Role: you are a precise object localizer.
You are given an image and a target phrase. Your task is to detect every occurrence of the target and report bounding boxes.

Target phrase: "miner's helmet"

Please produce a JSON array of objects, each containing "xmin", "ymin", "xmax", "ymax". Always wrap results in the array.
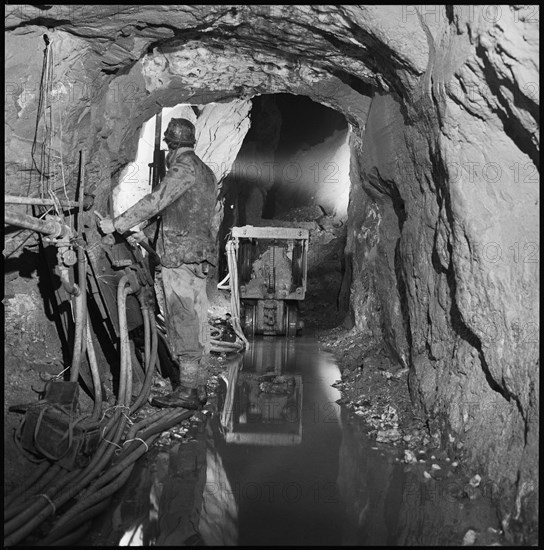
[{"xmin": 163, "ymin": 118, "xmax": 196, "ymax": 148}]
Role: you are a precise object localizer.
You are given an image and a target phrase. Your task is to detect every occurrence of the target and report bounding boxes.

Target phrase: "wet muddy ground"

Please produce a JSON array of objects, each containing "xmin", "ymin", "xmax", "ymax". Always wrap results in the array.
[{"xmin": 82, "ymin": 334, "xmax": 506, "ymax": 546}]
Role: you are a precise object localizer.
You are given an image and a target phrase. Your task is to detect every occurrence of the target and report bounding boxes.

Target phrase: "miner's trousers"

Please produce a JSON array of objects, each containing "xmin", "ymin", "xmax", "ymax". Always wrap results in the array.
[{"xmin": 158, "ymin": 263, "xmax": 209, "ymax": 387}]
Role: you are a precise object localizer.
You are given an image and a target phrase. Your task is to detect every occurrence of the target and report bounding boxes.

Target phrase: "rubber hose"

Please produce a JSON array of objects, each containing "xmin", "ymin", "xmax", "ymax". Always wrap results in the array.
[
  {"xmin": 85, "ymin": 316, "xmax": 103, "ymax": 421},
  {"xmin": 53, "ymin": 415, "xmax": 170, "ymax": 532},
  {"xmin": 120, "ymin": 409, "xmax": 192, "ymax": 460},
  {"xmin": 6, "ymin": 412, "xmax": 186, "ymax": 543},
  {"xmin": 3, "ymin": 467, "xmax": 82, "ymax": 540},
  {"xmin": 3, "ymin": 407, "xmax": 128, "ymax": 546},
  {"xmin": 5, "ymin": 278, "xmax": 143, "ymax": 546},
  {"xmin": 83, "ymin": 286, "xmax": 134, "ymax": 465},
  {"xmin": 142, "ymin": 305, "xmax": 151, "ymax": 372},
  {"xmin": 39, "ymin": 298, "xmax": 132, "ymax": 515},
  {"xmin": 37, "ymin": 498, "xmax": 110, "ymax": 546},
  {"xmin": 4, "ymin": 279, "xmax": 135, "ymax": 546},
  {"xmin": 69, "ymin": 248, "xmax": 87, "ymax": 382},
  {"xmin": 3, "ymin": 461, "xmax": 51, "ymax": 510},
  {"xmin": 130, "ymin": 309, "xmax": 159, "ymax": 413},
  {"xmin": 50, "ymin": 460, "xmax": 140, "ymax": 532},
  {"xmin": 116, "ymin": 276, "xmax": 130, "ymax": 405},
  {"xmin": 3, "ymin": 465, "xmax": 74, "ymax": 527},
  {"xmin": 118, "ymin": 282, "xmax": 133, "ymax": 408},
  {"xmin": 124, "ymin": 408, "xmax": 177, "ymax": 443},
  {"xmin": 40, "ymin": 520, "xmax": 91, "ymax": 547},
  {"xmin": 124, "ymin": 295, "xmax": 133, "ymax": 409},
  {"xmin": 90, "ymin": 277, "xmax": 132, "ymax": 452},
  {"xmin": 68, "ymin": 409, "xmax": 187, "ymax": 519},
  {"xmin": 210, "ymin": 339, "xmax": 245, "ymax": 349}
]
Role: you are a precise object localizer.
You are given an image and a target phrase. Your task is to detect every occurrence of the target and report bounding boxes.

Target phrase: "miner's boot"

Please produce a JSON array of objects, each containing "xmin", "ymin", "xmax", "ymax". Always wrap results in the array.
[
  {"xmin": 150, "ymin": 358, "xmax": 202, "ymax": 409},
  {"xmin": 150, "ymin": 385, "xmax": 201, "ymax": 410}
]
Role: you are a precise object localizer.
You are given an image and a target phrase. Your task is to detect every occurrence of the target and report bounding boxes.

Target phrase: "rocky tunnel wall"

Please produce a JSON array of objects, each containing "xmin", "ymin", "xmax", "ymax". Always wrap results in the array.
[
  {"xmin": 345, "ymin": 7, "xmax": 538, "ymax": 534},
  {"xmin": 4, "ymin": 5, "xmax": 539, "ymax": 537}
]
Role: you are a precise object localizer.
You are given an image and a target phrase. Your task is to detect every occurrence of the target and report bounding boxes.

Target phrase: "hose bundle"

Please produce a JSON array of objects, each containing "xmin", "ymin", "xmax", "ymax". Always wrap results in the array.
[{"xmin": 3, "ymin": 275, "xmax": 190, "ymax": 546}]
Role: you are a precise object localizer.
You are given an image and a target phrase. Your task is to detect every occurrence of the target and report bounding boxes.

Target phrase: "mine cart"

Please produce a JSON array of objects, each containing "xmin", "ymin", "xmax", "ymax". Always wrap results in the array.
[{"xmin": 227, "ymin": 226, "xmax": 309, "ymax": 337}]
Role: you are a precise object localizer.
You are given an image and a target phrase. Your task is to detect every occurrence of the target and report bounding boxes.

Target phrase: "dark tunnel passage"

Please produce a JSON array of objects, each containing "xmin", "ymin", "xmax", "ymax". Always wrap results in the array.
[
  {"xmin": 217, "ymin": 94, "xmax": 351, "ymax": 331},
  {"xmin": 4, "ymin": 5, "xmax": 539, "ymax": 547}
]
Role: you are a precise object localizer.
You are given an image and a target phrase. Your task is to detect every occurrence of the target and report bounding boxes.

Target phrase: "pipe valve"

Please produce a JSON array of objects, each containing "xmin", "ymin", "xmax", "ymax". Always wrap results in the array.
[{"xmin": 61, "ymin": 249, "xmax": 77, "ymax": 266}]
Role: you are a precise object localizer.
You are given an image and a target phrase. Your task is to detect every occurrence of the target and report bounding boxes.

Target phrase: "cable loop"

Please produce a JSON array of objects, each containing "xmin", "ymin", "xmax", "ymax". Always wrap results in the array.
[
  {"xmin": 38, "ymin": 493, "xmax": 56, "ymax": 514},
  {"xmin": 123, "ymin": 438, "xmax": 149, "ymax": 453}
]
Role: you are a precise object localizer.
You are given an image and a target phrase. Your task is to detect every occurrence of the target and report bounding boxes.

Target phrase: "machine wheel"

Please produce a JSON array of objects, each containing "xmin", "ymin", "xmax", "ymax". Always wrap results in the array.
[
  {"xmin": 286, "ymin": 302, "xmax": 298, "ymax": 337},
  {"xmin": 238, "ymin": 242, "xmax": 254, "ymax": 284}
]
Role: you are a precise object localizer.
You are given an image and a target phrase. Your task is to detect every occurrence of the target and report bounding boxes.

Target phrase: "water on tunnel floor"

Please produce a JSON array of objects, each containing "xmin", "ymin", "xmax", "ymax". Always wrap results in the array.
[
  {"xmin": 201, "ymin": 336, "xmax": 345, "ymax": 546},
  {"xmin": 86, "ymin": 335, "xmax": 501, "ymax": 546}
]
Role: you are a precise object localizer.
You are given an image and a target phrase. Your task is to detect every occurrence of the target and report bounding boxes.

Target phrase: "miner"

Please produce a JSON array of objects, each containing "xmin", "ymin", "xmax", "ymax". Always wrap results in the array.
[{"xmin": 98, "ymin": 118, "xmax": 217, "ymax": 410}]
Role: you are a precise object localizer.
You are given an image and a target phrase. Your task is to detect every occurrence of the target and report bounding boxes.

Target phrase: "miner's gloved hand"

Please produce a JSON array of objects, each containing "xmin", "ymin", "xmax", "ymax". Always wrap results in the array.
[
  {"xmin": 126, "ymin": 231, "xmax": 147, "ymax": 247},
  {"xmin": 95, "ymin": 212, "xmax": 116, "ymax": 235}
]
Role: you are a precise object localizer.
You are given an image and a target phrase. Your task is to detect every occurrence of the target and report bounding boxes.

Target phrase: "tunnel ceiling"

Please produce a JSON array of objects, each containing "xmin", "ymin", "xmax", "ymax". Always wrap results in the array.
[
  {"xmin": 5, "ymin": 4, "xmax": 434, "ymax": 190},
  {"xmin": 5, "ymin": 4, "xmax": 427, "ymax": 86},
  {"xmin": 6, "ymin": 4, "xmax": 538, "ymax": 192}
]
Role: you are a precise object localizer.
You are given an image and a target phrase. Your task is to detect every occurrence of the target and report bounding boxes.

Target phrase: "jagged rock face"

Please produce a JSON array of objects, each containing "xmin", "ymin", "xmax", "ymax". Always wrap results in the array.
[{"xmin": 4, "ymin": 5, "xmax": 539, "ymax": 539}]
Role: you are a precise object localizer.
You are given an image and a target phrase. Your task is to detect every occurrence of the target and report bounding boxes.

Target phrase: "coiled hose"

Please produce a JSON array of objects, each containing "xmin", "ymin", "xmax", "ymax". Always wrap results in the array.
[
  {"xmin": 3, "ymin": 275, "xmax": 137, "ymax": 546},
  {"xmin": 4, "ymin": 269, "xmax": 228, "ymax": 545},
  {"xmin": 40, "ymin": 409, "xmax": 192, "ymax": 545}
]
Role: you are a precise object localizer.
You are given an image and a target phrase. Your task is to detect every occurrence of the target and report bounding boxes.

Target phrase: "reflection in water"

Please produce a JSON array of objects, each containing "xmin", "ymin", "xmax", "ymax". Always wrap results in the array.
[
  {"xmin": 198, "ymin": 424, "xmax": 239, "ymax": 545},
  {"xmin": 220, "ymin": 338, "xmax": 303, "ymax": 445},
  {"xmin": 201, "ymin": 336, "xmax": 345, "ymax": 546}
]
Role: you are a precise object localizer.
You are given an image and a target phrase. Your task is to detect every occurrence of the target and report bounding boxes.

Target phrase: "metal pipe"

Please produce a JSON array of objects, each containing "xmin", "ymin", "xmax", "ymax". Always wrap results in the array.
[
  {"xmin": 119, "ymin": 287, "xmax": 132, "ymax": 408},
  {"xmin": 5, "ymin": 195, "xmax": 81, "ymax": 208},
  {"xmin": 5, "ymin": 209, "xmax": 67, "ymax": 237},
  {"xmin": 77, "ymin": 150, "xmax": 85, "ymax": 235},
  {"xmin": 67, "ymin": 149, "xmax": 89, "ymax": 368}
]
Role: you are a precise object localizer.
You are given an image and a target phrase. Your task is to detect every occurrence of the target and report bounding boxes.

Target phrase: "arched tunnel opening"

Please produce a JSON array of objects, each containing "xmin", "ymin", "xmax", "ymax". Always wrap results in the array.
[
  {"xmin": 4, "ymin": 5, "xmax": 539, "ymax": 547},
  {"xmin": 217, "ymin": 93, "xmax": 351, "ymax": 331}
]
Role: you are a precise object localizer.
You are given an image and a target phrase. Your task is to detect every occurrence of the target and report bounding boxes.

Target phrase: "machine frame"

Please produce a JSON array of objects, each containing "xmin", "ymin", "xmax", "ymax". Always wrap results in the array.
[{"xmin": 229, "ymin": 225, "xmax": 309, "ymax": 337}]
